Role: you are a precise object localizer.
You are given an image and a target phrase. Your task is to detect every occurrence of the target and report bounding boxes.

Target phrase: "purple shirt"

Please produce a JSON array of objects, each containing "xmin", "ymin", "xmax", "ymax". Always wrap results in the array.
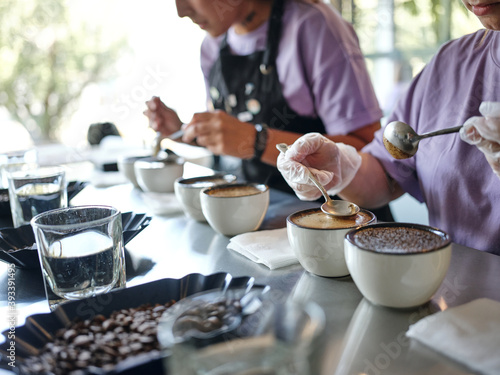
[
  {"xmin": 364, "ymin": 30, "xmax": 500, "ymax": 254},
  {"xmin": 200, "ymin": 0, "xmax": 382, "ymax": 135}
]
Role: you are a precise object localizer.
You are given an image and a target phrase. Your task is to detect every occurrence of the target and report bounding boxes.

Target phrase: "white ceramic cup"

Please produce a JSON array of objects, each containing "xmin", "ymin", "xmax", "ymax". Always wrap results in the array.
[
  {"xmin": 134, "ymin": 157, "xmax": 184, "ymax": 193},
  {"xmin": 174, "ymin": 174, "xmax": 237, "ymax": 222},
  {"xmin": 117, "ymin": 152, "xmax": 152, "ymax": 189},
  {"xmin": 200, "ymin": 183, "xmax": 269, "ymax": 237},
  {"xmin": 287, "ymin": 208, "xmax": 376, "ymax": 277},
  {"xmin": 344, "ymin": 222, "xmax": 452, "ymax": 309}
]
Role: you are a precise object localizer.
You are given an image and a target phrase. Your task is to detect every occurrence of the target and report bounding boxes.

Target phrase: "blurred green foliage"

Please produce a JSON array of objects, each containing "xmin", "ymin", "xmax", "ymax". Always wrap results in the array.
[{"xmin": 0, "ymin": 0, "xmax": 128, "ymax": 142}]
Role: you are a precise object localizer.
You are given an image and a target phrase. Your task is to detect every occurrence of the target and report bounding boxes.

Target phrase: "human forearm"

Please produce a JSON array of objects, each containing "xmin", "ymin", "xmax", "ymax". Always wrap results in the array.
[
  {"xmin": 339, "ymin": 152, "xmax": 404, "ymax": 209},
  {"xmin": 260, "ymin": 121, "xmax": 380, "ymax": 166}
]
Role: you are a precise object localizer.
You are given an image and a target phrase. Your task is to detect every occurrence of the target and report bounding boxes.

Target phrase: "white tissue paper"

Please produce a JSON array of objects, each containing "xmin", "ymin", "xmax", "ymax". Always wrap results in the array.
[
  {"xmin": 406, "ymin": 298, "xmax": 500, "ymax": 375},
  {"xmin": 227, "ymin": 228, "xmax": 299, "ymax": 270}
]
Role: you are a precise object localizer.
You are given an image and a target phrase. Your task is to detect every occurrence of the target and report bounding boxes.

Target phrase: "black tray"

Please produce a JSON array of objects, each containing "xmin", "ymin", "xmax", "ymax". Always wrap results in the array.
[
  {"xmin": 0, "ymin": 180, "xmax": 89, "ymax": 220},
  {"xmin": 0, "ymin": 272, "xmax": 268, "ymax": 374},
  {"xmin": 0, "ymin": 212, "xmax": 152, "ymax": 269}
]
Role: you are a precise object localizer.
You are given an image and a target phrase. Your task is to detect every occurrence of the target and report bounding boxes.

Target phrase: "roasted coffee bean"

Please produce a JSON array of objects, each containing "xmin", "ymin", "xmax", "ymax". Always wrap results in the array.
[{"xmin": 19, "ymin": 301, "xmax": 176, "ymax": 374}]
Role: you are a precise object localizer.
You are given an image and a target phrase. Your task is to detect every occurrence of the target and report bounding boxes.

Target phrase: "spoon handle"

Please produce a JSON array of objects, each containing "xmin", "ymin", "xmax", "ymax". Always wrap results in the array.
[
  {"xmin": 276, "ymin": 143, "xmax": 332, "ymax": 203},
  {"xmin": 419, "ymin": 125, "xmax": 463, "ymax": 140},
  {"xmin": 307, "ymin": 172, "xmax": 334, "ymax": 204}
]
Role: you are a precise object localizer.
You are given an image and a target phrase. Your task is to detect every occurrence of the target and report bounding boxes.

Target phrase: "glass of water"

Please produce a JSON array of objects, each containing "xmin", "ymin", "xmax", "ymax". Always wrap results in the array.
[
  {"xmin": 31, "ymin": 205, "xmax": 126, "ymax": 310},
  {"xmin": 6, "ymin": 165, "xmax": 67, "ymax": 228},
  {"xmin": 0, "ymin": 149, "xmax": 38, "ymax": 189}
]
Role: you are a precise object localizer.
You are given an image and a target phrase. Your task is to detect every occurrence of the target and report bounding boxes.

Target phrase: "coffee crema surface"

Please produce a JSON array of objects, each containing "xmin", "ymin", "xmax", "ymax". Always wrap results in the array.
[
  {"xmin": 353, "ymin": 227, "xmax": 447, "ymax": 253},
  {"xmin": 207, "ymin": 185, "xmax": 262, "ymax": 197},
  {"xmin": 291, "ymin": 210, "xmax": 373, "ymax": 229}
]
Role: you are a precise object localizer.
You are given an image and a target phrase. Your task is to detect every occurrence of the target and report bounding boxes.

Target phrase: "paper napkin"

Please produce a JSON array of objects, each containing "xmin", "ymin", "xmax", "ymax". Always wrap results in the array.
[
  {"xmin": 406, "ymin": 298, "xmax": 500, "ymax": 375},
  {"xmin": 227, "ymin": 228, "xmax": 299, "ymax": 270},
  {"xmin": 141, "ymin": 192, "xmax": 184, "ymax": 215}
]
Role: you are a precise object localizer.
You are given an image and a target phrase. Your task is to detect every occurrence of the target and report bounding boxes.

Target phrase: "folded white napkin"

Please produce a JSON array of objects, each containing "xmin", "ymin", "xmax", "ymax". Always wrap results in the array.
[
  {"xmin": 227, "ymin": 228, "xmax": 299, "ymax": 270},
  {"xmin": 141, "ymin": 192, "xmax": 184, "ymax": 215},
  {"xmin": 406, "ymin": 298, "xmax": 500, "ymax": 375}
]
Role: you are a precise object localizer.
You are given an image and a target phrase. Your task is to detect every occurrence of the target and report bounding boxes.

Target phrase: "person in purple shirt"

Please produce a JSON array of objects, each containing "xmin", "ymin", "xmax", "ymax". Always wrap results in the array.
[
  {"xmin": 143, "ymin": 0, "xmax": 385, "ymax": 199},
  {"xmin": 277, "ymin": 1, "xmax": 500, "ymax": 254}
]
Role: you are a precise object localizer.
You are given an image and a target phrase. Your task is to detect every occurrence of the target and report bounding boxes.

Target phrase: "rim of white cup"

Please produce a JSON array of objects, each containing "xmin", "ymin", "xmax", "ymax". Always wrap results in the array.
[
  {"xmin": 286, "ymin": 207, "xmax": 376, "ymax": 231},
  {"xmin": 201, "ymin": 182, "xmax": 269, "ymax": 198},
  {"xmin": 344, "ymin": 222, "xmax": 451, "ymax": 255}
]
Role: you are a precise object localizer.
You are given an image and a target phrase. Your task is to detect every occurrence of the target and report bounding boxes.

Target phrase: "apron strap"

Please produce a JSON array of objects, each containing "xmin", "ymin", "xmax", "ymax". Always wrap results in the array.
[{"xmin": 260, "ymin": 0, "xmax": 285, "ymax": 76}]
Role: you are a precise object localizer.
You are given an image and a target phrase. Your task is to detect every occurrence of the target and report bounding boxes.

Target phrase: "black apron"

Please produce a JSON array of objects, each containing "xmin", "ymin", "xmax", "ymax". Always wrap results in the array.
[
  {"xmin": 208, "ymin": 0, "xmax": 324, "ymax": 193},
  {"xmin": 207, "ymin": 0, "xmax": 394, "ymax": 221}
]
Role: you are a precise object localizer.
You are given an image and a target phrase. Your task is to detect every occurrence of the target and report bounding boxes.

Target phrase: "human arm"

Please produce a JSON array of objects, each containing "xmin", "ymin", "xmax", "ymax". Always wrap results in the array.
[
  {"xmin": 460, "ymin": 101, "xmax": 500, "ymax": 177},
  {"xmin": 143, "ymin": 96, "xmax": 183, "ymax": 136},
  {"xmin": 181, "ymin": 111, "xmax": 380, "ymax": 164},
  {"xmin": 277, "ymin": 133, "xmax": 404, "ymax": 207}
]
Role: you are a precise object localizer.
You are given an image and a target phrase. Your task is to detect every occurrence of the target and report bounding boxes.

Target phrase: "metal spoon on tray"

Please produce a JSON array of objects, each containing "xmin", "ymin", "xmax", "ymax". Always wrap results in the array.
[
  {"xmin": 276, "ymin": 143, "xmax": 359, "ymax": 217},
  {"xmin": 383, "ymin": 121, "xmax": 463, "ymax": 159}
]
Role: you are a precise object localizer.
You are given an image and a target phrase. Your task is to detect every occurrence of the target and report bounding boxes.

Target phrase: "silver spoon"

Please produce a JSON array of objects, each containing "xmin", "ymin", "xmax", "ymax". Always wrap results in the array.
[
  {"xmin": 152, "ymin": 129, "xmax": 185, "ymax": 157},
  {"xmin": 276, "ymin": 143, "xmax": 360, "ymax": 217},
  {"xmin": 383, "ymin": 121, "xmax": 463, "ymax": 159}
]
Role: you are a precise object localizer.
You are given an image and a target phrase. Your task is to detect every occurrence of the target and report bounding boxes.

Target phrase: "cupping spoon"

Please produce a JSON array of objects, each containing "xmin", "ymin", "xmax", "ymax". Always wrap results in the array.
[
  {"xmin": 276, "ymin": 143, "xmax": 360, "ymax": 217},
  {"xmin": 152, "ymin": 129, "xmax": 185, "ymax": 157},
  {"xmin": 383, "ymin": 121, "xmax": 463, "ymax": 159}
]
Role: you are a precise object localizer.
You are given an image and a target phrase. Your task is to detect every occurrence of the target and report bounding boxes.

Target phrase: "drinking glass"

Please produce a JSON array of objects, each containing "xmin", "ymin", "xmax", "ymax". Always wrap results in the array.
[
  {"xmin": 0, "ymin": 149, "xmax": 37, "ymax": 189},
  {"xmin": 7, "ymin": 165, "xmax": 67, "ymax": 228},
  {"xmin": 31, "ymin": 205, "xmax": 126, "ymax": 310}
]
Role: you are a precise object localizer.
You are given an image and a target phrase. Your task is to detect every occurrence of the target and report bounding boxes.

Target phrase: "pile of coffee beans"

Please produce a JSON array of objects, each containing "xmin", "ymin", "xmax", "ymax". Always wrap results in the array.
[{"xmin": 20, "ymin": 301, "xmax": 175, "ymax": 375}]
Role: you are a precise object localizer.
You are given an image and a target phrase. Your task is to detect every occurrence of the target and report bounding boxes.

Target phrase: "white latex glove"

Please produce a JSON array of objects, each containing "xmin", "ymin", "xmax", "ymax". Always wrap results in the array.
[
  {"xmin": 277, "ymin": 133, "xmax": 362, "ymax": 201},
  {"xmin": 460, "ymin": 102, "xmax": 500, "ymax": 177}
]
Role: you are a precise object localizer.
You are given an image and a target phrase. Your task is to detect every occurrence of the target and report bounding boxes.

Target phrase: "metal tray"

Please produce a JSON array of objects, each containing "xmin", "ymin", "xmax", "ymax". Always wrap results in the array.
[{"xmin": 0, "ymin": 272, "xmax": 268, "ymax": 374}]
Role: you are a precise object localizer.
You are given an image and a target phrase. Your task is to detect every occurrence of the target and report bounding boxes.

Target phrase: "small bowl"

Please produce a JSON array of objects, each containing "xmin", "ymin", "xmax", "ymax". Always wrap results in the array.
[
  {"xmin": 174, "ymin": 174, "xmax": 237, "ymax": 222},
  {"xmin": 344, "ymin": 223, "xmax": 452, "ymax": 308},
  {"xmin": 117, "ymin": 152, "xmax": 152, "ymax": 189},
  {"xmin": 200, "ymin": 183, "xmax": 269, "ymax": 237},
  {"xmin": 134, "ymin": 156, "xmax": 184, "ymax": 193},
  {"xmin": 287, "ymin": 208, "xmax": 376, "ymax": 277}
]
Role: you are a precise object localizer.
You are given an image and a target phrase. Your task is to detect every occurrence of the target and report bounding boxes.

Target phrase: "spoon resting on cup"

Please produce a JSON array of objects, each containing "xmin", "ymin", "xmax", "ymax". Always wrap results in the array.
[
  {"xmin": 383, "ymin": 121, "xmax": 463, "ymax": 159},
  {"xmin": 276, "ymin": 143, "xmax": 360, "ymax": 217},
  {"xmin": 152, "ymin": 129, "xmax": 186, "ymax": 157}
]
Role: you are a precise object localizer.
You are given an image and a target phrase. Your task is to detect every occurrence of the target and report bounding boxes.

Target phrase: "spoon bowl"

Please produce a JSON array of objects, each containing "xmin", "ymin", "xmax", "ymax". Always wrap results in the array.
[
  {"xmin": 383, "ymin": 121, "xmax": 463, "ymax": 159},
  {"xmin": 276, "ymin": 143, "xmax": 360, "ymax": 217}
]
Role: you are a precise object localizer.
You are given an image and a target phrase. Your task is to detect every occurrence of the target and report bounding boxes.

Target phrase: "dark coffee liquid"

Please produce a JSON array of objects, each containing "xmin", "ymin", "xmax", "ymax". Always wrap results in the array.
[{"xmin": 353, "ymin": 227, "xmax": 446, "ymax": 253}]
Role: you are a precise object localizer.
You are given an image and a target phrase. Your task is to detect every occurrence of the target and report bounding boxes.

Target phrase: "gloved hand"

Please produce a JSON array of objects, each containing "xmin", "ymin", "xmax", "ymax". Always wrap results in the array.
[
  {"xmin": 460, "ymin": 101, "xmax": 500, "ymax": 177},
  {"xmin": 277, "ymin": 133, "xmax": 362, "ymax": 201}
]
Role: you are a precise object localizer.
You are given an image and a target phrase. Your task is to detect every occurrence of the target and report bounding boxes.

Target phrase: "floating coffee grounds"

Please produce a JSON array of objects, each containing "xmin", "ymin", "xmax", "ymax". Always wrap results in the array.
[
  {"xmin": 19, "ymin": 301, "xmax": 175, "ymax": 375},
  {"xmin": 353, "ymin": 226, "xmax": 447, "ymax": 253},
  {"xmin": 383, "ymin": 136, "xmax": 413, "ymax": 159}
]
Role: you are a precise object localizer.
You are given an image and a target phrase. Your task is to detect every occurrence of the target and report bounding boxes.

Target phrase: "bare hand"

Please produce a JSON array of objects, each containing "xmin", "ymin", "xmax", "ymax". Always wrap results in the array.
[
  {"xmin": 182, "ymin": 110, "xmax": 256, "ymax": 159},
  {"xmin": 143, "ymin": 96, "xmax": 183, "ymax": 135}
]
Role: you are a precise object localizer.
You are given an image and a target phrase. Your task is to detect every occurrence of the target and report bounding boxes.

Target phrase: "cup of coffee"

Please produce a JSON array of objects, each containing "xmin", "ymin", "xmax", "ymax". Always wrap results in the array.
[
  {"xmin": 7, "ymin": 165, "xmax": 68, "ymax": 228},
  {"xmin": 200, "ymin": 183, "xmax": 269, "ymax": 236},
  {"xmin": 31, "ymin": 205, "xmax": 126, "ymax": 310},
  {"xmin": 174, "ymin": 174, "xmax": 237, "ymax": 222},
  {"xmin": 134, "ymin": 156, "xmax": 184, "ymax": 193},
  {"xmin": 287, "ymin": 208, "xmax": 376, "ymax": 277},
  {"xmin": 344, "ymin": 223, "xmax": 452, "ymax": 308}
]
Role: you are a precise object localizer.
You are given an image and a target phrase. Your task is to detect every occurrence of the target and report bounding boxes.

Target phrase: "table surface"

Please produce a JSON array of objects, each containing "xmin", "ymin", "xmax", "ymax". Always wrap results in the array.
[{"xmin": 1, "ymin": 165, "xmax": 499, "ymax": 375}]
